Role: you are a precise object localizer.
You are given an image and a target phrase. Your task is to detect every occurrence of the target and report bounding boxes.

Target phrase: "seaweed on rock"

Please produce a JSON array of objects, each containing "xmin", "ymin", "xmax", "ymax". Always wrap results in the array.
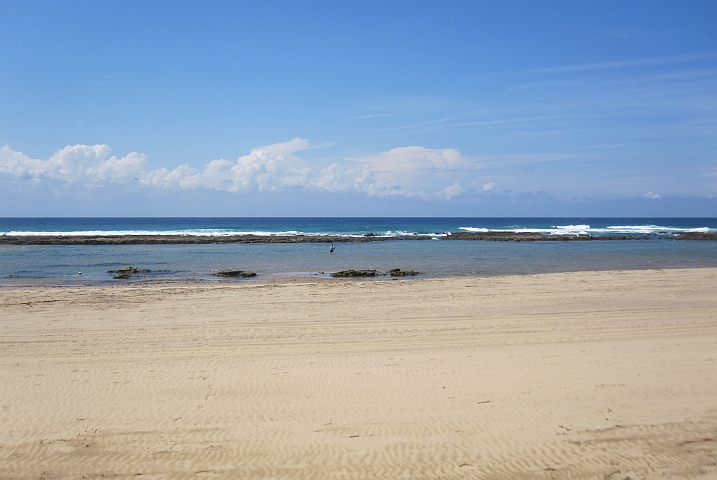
[
  {"xmin": 388, "ymin": 268, "xmax": 420, "ymax": 277},
  {"xmin": 213, "ymin": 270, "xmax": 257, "ymax": 278},
  {"xmin": 107, "ymin": 266, "xmax": 151, "ymax": 279},
  {"xmin": 330, "ymin": 269, "xmax": 379, "ymax": 278},
  {"xmin": 330, "ymin": 268, "xmax": 420, "ymax": 278}
]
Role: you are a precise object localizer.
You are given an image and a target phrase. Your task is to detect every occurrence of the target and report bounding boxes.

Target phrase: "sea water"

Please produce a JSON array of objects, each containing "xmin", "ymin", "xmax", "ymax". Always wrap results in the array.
[
  {"xmin": 1, "ymin": 217, "xmax": 715, "ymax": 238},
  {"xmin": 1, "ymin": 218, "xmax": 716, "ymax": 285}
]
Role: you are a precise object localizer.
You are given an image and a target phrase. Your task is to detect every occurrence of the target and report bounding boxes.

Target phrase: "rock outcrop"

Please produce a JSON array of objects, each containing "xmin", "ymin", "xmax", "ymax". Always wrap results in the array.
[
  {"xmin": 330, "ymin": 268, "xmax": 420, "ymax": 278},
  {"xmin": 212, "ymin": 270, "xmax": 257, "ymax": 278},
  {"xmin": 331, "ymin": 269, "xmax": 378, "ymax": 278},
  {"xmin": 388, "ymin": 268, "xmax": 419, "ymax": 276},
  {"xmin": 107, "ymin": 266, "xmax": 151, "ymax": 279},
  {"xmin": 0, "ymin": 231, "xmax": 675, "ymax": 245}
]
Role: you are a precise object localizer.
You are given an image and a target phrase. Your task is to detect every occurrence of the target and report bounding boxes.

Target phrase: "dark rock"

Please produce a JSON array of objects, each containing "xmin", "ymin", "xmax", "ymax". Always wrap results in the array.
[
  {"xmin": 331, "ymin": 269, "xmax": 378, "ymax": 278},
  {"xmin": 107, "ymin": 266, "xmax": 139, "ymax": 273},
  {"xmin": 213, "ymin": 270, "xmax": 257, "ymax": 278},
  {"xmin": 108, "ymin": 266, "xmax": 151, "ymax": 279},
  {"xmin": 675, "ymin": 232, "xmax": 717, "ymax": 240},
  {"xmin": 444, "ymin": 232, "xmax": 640, "ymax": 241},
  {"xmin": 0, "ymin": 234, "xmax": 412, "ymax": 245},
  {"xmin": 0, "ymin": 231, "xmax": 678, "ymax": 246},
  {"xmin": 388, "ymin": 268, "xmax": 419, "ymax": 276}
]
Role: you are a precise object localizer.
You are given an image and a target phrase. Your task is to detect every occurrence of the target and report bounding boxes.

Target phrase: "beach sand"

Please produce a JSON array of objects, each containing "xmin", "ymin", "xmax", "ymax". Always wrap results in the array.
[{"xmin": 1, "ymin": 268, "xmax": 716, "ymax": 479}]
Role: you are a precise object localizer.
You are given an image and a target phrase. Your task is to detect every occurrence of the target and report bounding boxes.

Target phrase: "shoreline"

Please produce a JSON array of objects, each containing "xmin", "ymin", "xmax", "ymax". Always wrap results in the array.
[
  {"xmin": 2, "ymin": 263, "xmax": 715, "ymax": 289},
  {"xmin": 1, "ymin": 231, "xmax": 716, "ymax": 245}
]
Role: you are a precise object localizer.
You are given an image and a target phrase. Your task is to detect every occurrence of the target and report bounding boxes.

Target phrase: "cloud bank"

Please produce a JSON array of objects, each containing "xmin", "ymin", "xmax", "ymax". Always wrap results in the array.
[
  {"xmin": 0, "ymin": 139, "xmax": 471, "ymax": 199},
  {"xmin": 0, "ymin": 144, "xmax": 147, "ymax": 184}
]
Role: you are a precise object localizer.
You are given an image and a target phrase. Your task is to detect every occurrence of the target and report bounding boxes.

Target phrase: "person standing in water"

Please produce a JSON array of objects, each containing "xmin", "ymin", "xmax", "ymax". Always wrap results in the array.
[{"xmin": 330, "ymin": 244, "xmax": 335, "ymax": 254}]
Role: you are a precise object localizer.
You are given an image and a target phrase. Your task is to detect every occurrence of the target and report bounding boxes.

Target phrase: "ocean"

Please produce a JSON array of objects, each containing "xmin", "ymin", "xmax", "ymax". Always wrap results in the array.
[{"xmin": 1, "ymin": 217, "xmax": 716, "ymax": 285}]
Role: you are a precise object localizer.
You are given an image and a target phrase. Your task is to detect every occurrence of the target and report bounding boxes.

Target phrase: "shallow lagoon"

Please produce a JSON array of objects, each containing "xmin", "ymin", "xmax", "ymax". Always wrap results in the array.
[{"xmin": 2, "ymin": 239, "xmax": 716, "ymax": 285}]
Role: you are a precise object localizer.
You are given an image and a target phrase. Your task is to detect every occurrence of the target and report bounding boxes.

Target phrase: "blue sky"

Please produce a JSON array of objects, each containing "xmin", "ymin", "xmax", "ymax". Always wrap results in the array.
[{"xmin": 1, "ymin": 1, "xmax": 715, "ymax": 216}]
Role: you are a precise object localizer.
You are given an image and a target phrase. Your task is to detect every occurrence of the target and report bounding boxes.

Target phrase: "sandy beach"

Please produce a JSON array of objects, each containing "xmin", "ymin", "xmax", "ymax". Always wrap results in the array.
[{"xmin": 1, "ymin": 268, "xmax": 716, "ymax": 479}]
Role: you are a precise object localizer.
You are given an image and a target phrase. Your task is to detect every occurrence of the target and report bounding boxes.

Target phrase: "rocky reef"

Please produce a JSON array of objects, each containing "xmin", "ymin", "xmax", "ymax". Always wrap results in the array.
[
  {"xmin": 0, "ymin": 232, "xmax": 645, "ymax": 245},
  {"xmin": 675, "ymin": 232, "xmax": 717, "ymax": 240},
  {"xmin": 107, "ymin": 266, "xmax": 151, "ymax": 279},
  {"xmin": 212, "ymin": 270, "xmax": 257, "ymax": 278},
  {"xmin": 0, "ymin": 234, "xmax": 397, "ymax": 245},
  {"xmin": 331, "ymin": 269, "xmax": 379, "ymax": 278},
  {"xmin": 331, "ymin": 268, "xmax": 420, "ymax": 278},
  {"xmin": 442, "ymin": 232, "xmax": 638, "ymax": 241},
  {"xmin": 2, "ymin": 231, "xmax": 714, "ymax": 246},
  {"xmin": 388, "ymin": 268, "xmax": 420, "ymax": 276}
]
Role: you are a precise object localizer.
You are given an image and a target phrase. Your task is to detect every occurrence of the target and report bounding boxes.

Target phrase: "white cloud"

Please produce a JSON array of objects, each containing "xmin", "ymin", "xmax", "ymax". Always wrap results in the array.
[
  {"xmin": 483, "ymin": 182, "xmax": 496, "ymax": 191},
  {"xmin": 85, "ymin": 151, "xmax": 147, "ymax": 182},
  {"xmin": 314, "ymin": 163, "xmax": 374, "ymax": 193},
  {"xmin": 530, "ymin": 52, "xmax": 717, "ymax": 74},
  {"xmin": 142, "ymin": 138, "xmax": 316, "ymax": 192},
  {"xmin": 348, "ymin": 146, "xmax": 468, "ymax": 197},
  {"xmin": 145, "ymin": 164, "xmax": 201, "ymax": 189},
  {"xmin": 644, "ymin": 191, "xmax": 661, "ymax": 199},
  {"xmin": 0, "ymin": 144, "xmax": 146, "ymax": 183},
  {"xmin": 354, "ymin": 146, "xmax": 464, "ymax": 176},
  {"xmin": 1, "ymin": 140, "xmax": 470, "ymax": 199},
  {"xmin": 443, "ymin": 183, "xmax": 462, "ymax": 199}
]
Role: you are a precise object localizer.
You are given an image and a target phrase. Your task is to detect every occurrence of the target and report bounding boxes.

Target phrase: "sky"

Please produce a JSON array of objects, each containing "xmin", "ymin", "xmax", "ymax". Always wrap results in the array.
[{"xmin": 1, "ymin": 0, "xmax": 716, "ymax": 217}]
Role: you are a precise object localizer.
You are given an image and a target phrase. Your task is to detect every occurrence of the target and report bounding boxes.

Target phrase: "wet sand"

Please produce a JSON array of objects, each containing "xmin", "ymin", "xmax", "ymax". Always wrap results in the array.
[{"xmin": 1, "ymin": 268, "xmax": 716, "ymax": 479}]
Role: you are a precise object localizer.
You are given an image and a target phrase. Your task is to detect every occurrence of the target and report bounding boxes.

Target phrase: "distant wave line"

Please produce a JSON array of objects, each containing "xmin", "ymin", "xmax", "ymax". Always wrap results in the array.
[
  {"xmin": 2, "ymin": 224, "xmax": 713, "ymax": 238},
  {"xmin": 459, "ymin": 225, "xmax": 712, "ymax": 235},
  {"xmin": 0, "ymin": 229, "xmax": 448, "ymax": 238}
]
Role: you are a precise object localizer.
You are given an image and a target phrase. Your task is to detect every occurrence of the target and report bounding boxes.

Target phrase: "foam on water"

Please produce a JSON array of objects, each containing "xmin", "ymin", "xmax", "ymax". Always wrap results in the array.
[
  {"xmin": 2, "ymin": 218, "xmax": 715, "ymax": 239},
  {"xmin": 2, "ymin": 228, "xmax": 451, "ymax": 238},
  {"xmin": 459, "ymin": 224, "xmax": 714, "ymax": 236},
  {"xmin": 604, "ymin": 225, "xmax": 711, "ymax": 234},
  {"xmin": 3, "ymin": 229, "xmax": 359, "ymax": 237}
]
